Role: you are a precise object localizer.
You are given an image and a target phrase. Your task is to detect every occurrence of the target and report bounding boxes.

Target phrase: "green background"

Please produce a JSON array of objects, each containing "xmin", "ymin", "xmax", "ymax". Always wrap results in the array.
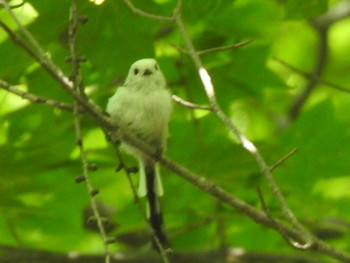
[{"xmin": 0, "ymin": 0, "xmax": 350, "ymax": 261}]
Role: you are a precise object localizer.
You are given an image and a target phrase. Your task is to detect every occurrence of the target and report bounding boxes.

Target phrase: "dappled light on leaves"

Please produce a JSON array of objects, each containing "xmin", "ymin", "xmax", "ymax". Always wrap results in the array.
[{"xmin": 89, "ymin": 0, "xmax": 106, "ymax": 6}]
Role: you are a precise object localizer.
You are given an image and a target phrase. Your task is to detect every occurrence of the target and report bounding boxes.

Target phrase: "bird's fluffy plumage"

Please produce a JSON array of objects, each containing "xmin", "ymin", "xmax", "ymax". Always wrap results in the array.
[
  {"xmin": 106, "ymin": 58, "xmax": 172, "ymax": 247},
  {"xmin": 107, "ymin": 58, "xmax": 172, "ymax": 196}
]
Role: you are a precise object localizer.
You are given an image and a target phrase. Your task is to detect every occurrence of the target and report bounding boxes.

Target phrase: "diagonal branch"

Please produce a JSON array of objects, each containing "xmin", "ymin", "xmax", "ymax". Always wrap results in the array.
[
  {"xmin": 273, "ymin": 58, "xmax": 350, "ymax": 94},
  {"xmin": 172, "ymin": 39, "xmax": 254, "ymax": 56},
  {"xmin": 269, "ymin": 148, "xmax": 298, "ymax": 172},
  {"xmin": 197, "ymin": 40, "xmax": 254, "ymax": 56},
  {"xmin": 122, "ymin": 0, "xmax": 174, "ymax": 21},
  {"xmin": 172, "ymin": 0, "xmax": 313, "ymax": 249},
  {"xmin": 0, "ymin": 80, "xmax": 79, "ymax": 113},
  {"xmin": 0, "ymin": 15, "xmax": 112, "ymax": 130}
]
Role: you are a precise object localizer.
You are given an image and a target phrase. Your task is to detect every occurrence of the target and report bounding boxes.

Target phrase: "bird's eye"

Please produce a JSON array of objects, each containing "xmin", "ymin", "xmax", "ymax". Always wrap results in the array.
[
  {"xmin": 154, "ymin": 64, "xmax": 158, "ymax": 71},
  {"xmin": 134, "ymin": 68, "xmax": 139, "ymax": 75}
]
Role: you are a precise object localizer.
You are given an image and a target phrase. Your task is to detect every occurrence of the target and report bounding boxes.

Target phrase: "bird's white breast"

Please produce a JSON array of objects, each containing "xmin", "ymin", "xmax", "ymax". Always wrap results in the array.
[{"xmin": 107, "ymin": 86, "xmax": 172, "ymax": 148}]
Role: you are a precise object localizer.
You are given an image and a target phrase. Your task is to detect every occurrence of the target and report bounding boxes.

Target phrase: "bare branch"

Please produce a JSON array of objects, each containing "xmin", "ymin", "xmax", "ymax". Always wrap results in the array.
[
  {"xmin": 122, "ymin": 0, "xmax": 174, "ymax": 21},
  {"xmin": 286, "ymin": 1, "xmax": 350, "ymax": 122},
  {"xmin": 269, "ymin": 148, "xmax": 298, "ymax": 172},
  {"xmin": 0, "ymin": 80, "xmax": 81, "ymax": 113},
  {"xmin": 274, "ymin": 58, "xmax": 350, "ymax": 94},
  {"xmin": 172, "ymin": 94, "xmax": 212, "ymax": 111},
  {"xmin": 197, "ymin": 40, "xmax": 254, "ymax": 56},
  {"xmin": 288, "ymin": 26, "xmax": 329, "ymax": 121},
  {"xmin": 257, "ymin": 188, "xmax": 311, "ymax": 250},
  {"xmin": 68, "ymin": 0, "xmax": 85, "ymax": 97},
  {"xmin": 0, "ymin": 16, "xmax": 113, "ymax": 130},
  {"xmin": 172, "ymin": 40, "xmax": 253, "ymax": 56},
  {"xmin": 68, "ymin": 1, "xmax": 111, "ymax": 262},
  {"xmin": 0, "ymin": 244, "xmax": 331, "ymax": 263},
  {"xmin": 173, "ymin": 0, "xmax": 314, "ymax": 249},
  {"xmin": 0, "ymin": 0, "xmax": 54, "ymax": 68}
]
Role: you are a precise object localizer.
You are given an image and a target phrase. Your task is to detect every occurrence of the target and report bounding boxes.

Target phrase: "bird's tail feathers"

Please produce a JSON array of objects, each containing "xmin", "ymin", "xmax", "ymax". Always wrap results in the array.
[
  {"xmin": 143, "ymin": 162, "xmax": 169, "ymax": 249},
  {"xmin": 138, "ymin": 160, "xmax": 163, "ymax": 197}
]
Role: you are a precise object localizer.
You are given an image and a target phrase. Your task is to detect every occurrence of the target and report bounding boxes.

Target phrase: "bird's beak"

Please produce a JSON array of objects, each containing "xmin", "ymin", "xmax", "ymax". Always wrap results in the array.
[{"xmin": 143, "ymin": 69, "xmax": 153, "ymax": 76}]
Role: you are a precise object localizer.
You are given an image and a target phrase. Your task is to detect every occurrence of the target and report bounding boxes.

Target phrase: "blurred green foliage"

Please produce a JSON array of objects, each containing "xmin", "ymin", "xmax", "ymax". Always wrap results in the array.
[{"xmin": 0, "ymin": 0, "xmax": 350, "ymax": 260}]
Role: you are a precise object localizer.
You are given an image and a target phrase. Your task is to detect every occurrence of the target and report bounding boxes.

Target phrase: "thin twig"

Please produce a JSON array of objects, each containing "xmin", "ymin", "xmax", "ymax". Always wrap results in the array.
[
  {"xmin": 68, "ymin": 1, "xmax": 111, "ymax": 262},
  {"xmin": 122, "ymin": 0, "xmax": 174, "ymax": 21},
  {"xmin": 172, "ymin": 94, "xmax": 212, "ymax": 111},
  {"xmin": 173, "ymin": 0, "xmax": 314, "ymax": 248},
  {"xmin": 172, "ymin": 40, "xmax": 253, "ymax": 56},
  {"xmin": 0, "ymin": 3, "xmax": 106, "ymax": 126},
  {"xmin": 197, "ymin": 40, "xmax": 254, "ymax": 56},
  {"xmin": 257, "ymin": 188, "xmax": 312, "ymax": 250},
  {"xmin": 0, "ymin": 80, "xmax": 80, "ymax": 113},
  {"xmin": 288, "ymin": 24, "xmax": 329, "ymax": 121},
  {"xmin": 68, "ymin": 0, "xmax": 85, "ymax": 97},
  {"xmin": 274, "ymin": 58, "xmax": 350, "ymax": 94},
  {"xmin": 269, "ymin": 148, "xmax": 298, "ymax": 172},
  {"xmin": 0, "ymin": 16, "xmax": 113, "ymax": 130},
  {"xmin": 1, "ymin": 0, "xmax": 55, "ymax": 70}
]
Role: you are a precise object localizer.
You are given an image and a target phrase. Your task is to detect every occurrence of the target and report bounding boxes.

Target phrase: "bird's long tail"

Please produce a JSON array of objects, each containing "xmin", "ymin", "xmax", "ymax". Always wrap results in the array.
[{"xmin": 141, "ymin": 162, "xmax": 169, "ymax": 249}]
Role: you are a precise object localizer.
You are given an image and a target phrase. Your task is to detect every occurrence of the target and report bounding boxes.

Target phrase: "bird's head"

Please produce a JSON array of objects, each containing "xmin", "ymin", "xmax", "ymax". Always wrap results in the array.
[{"xmin": 124, "ymin": 58, "xmax": 166, "ymax": 90}]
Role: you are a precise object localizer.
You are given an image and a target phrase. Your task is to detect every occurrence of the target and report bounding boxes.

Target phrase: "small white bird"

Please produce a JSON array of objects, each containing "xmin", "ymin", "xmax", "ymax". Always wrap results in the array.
[{"xmin": 107, "ymin": 58, "xmax": 172, "ymax": 247}]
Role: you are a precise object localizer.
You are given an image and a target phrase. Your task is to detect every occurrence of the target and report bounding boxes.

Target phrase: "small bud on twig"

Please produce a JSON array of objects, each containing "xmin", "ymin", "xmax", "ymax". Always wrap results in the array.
[
  {"xmin": 75, "ymin": 175, "xmax": 86, "ymax": 183},
  {"xmin": 105, "ymin": 237, "xmax": 117, "ymax": 244},
  {"xmin": 90, "ymin": 189, "xmax": 99, "ymax": 197},
  {"xmin": 76, "ymin": 138, "xmax": 83, "ymax": 146},
  {"xmin": 88, "ymin": 163, "xmax": 98, "ymax": 171},
  {"xmin": 115, "ymin": 163, "xmax": 124, "ymax": 172},
  {"xmin": 78, "ymin": 15, "xmax": 89, "ymax": 24},
  {"xmin": 87, "ymin": 216, "xmax": 97, "ymax": 223}
]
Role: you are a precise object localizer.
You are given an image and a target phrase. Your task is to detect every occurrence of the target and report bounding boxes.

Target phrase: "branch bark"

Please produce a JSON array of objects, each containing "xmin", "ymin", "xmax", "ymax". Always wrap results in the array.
[{"xmin": 0, "ymin": 245, "xmax": 330, "ymax": 263}]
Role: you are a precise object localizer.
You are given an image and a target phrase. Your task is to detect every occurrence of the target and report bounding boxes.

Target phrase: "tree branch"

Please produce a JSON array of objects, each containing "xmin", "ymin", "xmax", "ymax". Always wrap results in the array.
[
  {"xmin": 198, "ymin": 40, "xmax": 254, "ymax": 56},
  {"xmin": 273, "ymin": 58, "xmax": 350, "ymax": 93},
  {"xmin": 68, "ymin": 1, "xmax": 112, "ymax": 262},
  {"xmin": 0, "ymin": 80, "xmax": 80, "ymax": 113},
  {"xmin": 269, "ymin": 148, "xmax": 298, "ymax": 172},
  {"xmin": 172, "ymin": 94, "xmax": 212, "ymax": 111},
  {"xmin": 172, "ymin": 0, "xmax": 314, "ymax": 249},
  {"xmin": 122, "ymin": 0, "xmax": 174, "ymax": 21},
  {"xmin": 172, "ymin": 40, "xmax": 254, "ymax": 56},
  {"xmin": 288, "ymin": 24, "xmax": 328, "ymax": 121},
  {"xmin": 0, "ymin": 13, "xmax": 113, "ymax": 131},
  {"xmin": 287, "ymin": 0, "xmax": 350, "ymax": 122},
  {"xmin": 0, "ymin": 244, "xmax": 330, "ymax": 263}
]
